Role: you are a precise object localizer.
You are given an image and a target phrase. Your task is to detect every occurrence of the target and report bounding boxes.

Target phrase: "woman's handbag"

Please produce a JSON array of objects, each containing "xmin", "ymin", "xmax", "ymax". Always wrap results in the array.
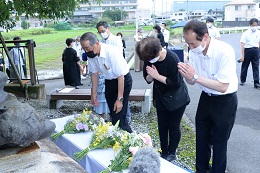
[{"xmin": 157, "ymin": 83, "xmax": 190, "ymax": 112}]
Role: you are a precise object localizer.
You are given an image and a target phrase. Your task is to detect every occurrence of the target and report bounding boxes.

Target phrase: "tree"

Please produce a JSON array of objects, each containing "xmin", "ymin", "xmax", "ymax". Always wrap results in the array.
[
  {"xmin": 0, "ymin": 0, "xmax": 102, "ymax": 30},
  {"xmin": 21, "ymin": 20, "xmax": 30, "ymax": 29},
  {"xmin": 103, "ymin": 10, "xmax": 128, "ymax": 21}
]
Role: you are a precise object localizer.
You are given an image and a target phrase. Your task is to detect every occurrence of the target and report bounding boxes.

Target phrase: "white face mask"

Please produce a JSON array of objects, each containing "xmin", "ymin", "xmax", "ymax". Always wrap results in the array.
[
  {"xmin": 206, "ymin": 23, "xmax": 212, "ymax": 28},
  {"xmin": 149, "ymin": 55, "xmax": 160, "ymax": 63},
  {"xmin": 191, "ymin": 41, "xmax": 206, "ymax": 54},
  {"xmin": 251, "ymin": 26, "xmax": 257, "ymax": 32},
  {"xmin": 100, "ymin": 32, "xmax": 109, "ymax": 39}
]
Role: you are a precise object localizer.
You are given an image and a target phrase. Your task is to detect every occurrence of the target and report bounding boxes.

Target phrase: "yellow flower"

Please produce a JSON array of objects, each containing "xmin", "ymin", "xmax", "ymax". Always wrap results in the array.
[{"xmin": 113, "ymin": 141, "xmax": 121, "ymax": 151}]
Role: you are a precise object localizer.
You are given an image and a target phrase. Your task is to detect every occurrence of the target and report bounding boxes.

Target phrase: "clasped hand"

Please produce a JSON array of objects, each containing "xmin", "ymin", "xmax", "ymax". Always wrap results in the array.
[
  {"xmin": 146, "ymin": 65, "xmax": 160, "ymax": 80},
  {"xmin": 177, "ymin": 62, "xmax": 196, "ymax": 81}
]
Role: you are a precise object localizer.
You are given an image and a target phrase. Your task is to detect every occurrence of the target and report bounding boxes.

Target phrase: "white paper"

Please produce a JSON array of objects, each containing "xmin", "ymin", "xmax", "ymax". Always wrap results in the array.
[{"xmin": 58, "ymin": 88, "xmax": 74, "ymax": 93}]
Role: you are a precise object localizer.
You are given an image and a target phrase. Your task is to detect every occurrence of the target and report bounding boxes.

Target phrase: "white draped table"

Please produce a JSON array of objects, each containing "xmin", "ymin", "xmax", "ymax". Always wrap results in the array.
[{"xmin": 51, "ymin": 116, "xmax": 191, "ymax": 173}]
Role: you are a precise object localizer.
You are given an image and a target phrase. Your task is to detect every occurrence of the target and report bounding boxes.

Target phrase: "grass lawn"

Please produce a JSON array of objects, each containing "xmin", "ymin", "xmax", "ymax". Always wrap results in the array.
[{"xmin": 2, "ymin": 28, "xmax": 135, "ymax": 70}]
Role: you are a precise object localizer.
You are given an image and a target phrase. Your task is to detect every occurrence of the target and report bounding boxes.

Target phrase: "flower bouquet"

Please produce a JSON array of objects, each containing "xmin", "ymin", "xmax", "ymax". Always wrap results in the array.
[
  {"xmin": 100, "ymin": 132, "xmax": 153, "ymax": 173},
  {"xmin": 73, "ymin": 121, "xmax": 125, "ymax": 161},
  {"xmin": 50, "ymin": 109, "xmax": 102, "ymax": 140}
]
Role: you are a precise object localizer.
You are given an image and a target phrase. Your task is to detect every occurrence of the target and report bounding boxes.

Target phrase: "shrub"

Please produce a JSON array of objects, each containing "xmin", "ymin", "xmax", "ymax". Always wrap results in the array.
[{"xmin": 53, "ymin": 22, "xmax": 72, "ymax": 31}]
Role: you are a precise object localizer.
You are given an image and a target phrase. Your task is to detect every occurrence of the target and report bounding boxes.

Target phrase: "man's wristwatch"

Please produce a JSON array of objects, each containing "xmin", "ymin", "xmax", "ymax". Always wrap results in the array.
[
  {"xmin": 192, "ymin": 74, "xmax": 198, "ymax": 82},
  {"xmin": 117, "ymin": 97, "xmax": 124, "ymax": 102}
]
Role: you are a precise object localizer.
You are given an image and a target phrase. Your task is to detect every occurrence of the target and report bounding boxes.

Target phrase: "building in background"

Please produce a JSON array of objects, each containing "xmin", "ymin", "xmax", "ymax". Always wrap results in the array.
[
  {"xmin": 224, "ymin": 0, "xmax": 258, "ymax": 21},
  {"xmin": 79, "ymin": 0, "xmax": 139, "ymax": 21}
]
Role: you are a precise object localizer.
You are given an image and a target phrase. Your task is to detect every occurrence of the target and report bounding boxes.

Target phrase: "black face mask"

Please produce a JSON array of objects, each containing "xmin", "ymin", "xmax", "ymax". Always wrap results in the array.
[{"xmin": 86, "ymin": 50, "xmax": 97, "ymax": 58}]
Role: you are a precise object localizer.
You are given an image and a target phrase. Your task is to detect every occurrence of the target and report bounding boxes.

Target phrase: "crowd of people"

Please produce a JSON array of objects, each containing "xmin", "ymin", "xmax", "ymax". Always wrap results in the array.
[{"xmin": 1, "ymin": 18, "xmax": 259, "ymax": 173}]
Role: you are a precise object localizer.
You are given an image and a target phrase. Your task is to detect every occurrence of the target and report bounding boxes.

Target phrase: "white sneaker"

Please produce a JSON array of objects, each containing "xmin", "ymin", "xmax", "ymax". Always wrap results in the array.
[{"xmin": 81, "ymin": 75, "xmax": 86, "ymax": 80}]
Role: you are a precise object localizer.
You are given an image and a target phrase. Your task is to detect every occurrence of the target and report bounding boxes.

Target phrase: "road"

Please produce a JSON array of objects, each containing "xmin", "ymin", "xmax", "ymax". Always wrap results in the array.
[{"xmin": 41, "ymin": 33, "xmax": 260, "ymax": 173}]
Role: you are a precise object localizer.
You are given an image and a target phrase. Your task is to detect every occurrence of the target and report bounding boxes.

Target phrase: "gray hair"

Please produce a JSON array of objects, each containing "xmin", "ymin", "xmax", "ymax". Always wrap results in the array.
[
  {"xmin": 128, "ymin": 147, "xmax": 161, "ymax": 173},
  {"xmin": 80, "ymin": 32, "xmax": 98, "ymax": 46}
]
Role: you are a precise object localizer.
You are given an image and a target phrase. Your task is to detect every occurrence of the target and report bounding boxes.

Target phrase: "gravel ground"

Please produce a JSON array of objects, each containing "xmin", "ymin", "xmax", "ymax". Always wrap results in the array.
[{"xmin": 17, "ymin": 97, "xmax": 195, "ymax": 172}]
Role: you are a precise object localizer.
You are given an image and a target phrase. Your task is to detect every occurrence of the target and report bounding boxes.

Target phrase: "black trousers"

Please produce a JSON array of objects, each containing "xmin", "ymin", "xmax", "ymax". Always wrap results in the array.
[
  {"xmin": 105, "ymin": 73, "xmax": 132, "ymax": 133},
  {"xmin": 240, "ymin": 48, "xmax": 259, "ymax": 85},
  {"xmin": 196, "ymin": 91, "xmax": 237, "ymax": 173},
  {"xmin": 156, "ymin": 99, "xmax": 186, "ymax": 156}
]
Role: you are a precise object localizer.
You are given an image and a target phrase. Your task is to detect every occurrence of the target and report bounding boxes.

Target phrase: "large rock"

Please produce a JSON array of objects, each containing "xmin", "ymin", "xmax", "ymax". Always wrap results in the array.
[{"xmin": 0, "ymin": 72, "xmax": 55, "ymax": 148}]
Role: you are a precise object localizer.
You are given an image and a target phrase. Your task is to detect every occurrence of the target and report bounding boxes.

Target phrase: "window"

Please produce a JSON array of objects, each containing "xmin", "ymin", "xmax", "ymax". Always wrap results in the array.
[{"xmin": 235, "ymin": 5, "xmax": 241, "ymax": 11}]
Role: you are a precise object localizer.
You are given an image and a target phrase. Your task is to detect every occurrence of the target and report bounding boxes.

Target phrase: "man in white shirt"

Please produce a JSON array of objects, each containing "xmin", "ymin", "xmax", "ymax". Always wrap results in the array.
[
  {"xmin": 206, "ymin": 17, "xmax": 221, "ymax": 40},
  {"xmin": 96, "ymin": 21, "xmax": 132, "ymax": 123},
  {"xmin": 80, "ymin": 32, "xmax": 132, "ymax": 133},
  {"xmin": 96, "ymin": 21, "xmax": 123, "ymax": 54},
  {"xmin": 238, "ymin": 18, "xmax": 260, "ymax": 89},
  {"xmin": 161, "ymin": 23, "xmax": 170, "ymax": 48},
  {"xmin": 178, "ymin": 20, "xmax": 238, "ymax": 173}
]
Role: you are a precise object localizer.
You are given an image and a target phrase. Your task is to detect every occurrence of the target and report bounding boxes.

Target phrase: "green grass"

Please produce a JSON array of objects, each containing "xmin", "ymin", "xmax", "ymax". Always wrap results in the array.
[{"xmin": 1, "ymin": 28, "xmax": 135, "ymax": 69}]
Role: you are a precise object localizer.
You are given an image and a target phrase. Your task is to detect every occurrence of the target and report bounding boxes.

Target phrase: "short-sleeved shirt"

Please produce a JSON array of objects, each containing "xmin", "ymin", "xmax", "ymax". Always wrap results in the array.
[
  {"xmin": 88, "ymin": 43, "xmax": 129, "ymax": 80},
  {"xmin": 188, "ymin": 38, "xmax": 238, "ymax": 95},
  {"xmin": 240, "ymin": 29, "xmax": 260, "ymax": 48},
  {"xmin": 72, "ymin": 42, "xmax": 82, "ymax": 58},
  {"xmin": 162, "ymin": 29, "xmax": 170, "ymax": 43},
  {"xmin": 100, "ymin": 33, "xmax": 123, "ymax": 54},
  {"xmin": 208, "ymin": 26, "xmax": 221, "ymax": 39}
]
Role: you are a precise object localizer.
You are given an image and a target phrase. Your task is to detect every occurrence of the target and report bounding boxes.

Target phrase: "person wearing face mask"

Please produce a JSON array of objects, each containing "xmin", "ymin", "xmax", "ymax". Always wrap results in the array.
[
  {"xmin": 96, "ymin": 21, "xmax": 123, "ymax": 55},
  {"xmin": 161, "ymin": 23, "xmax": 170, "ymax": 48},
  {"xmin": 178, "ymin": 20, "xmax": 238, "ymax": 173},
  {"xmin": 62, "ymin": 38, "xmax": 83, "ymax": 89},
  {"xmin": 238, "ymin": 18, "xmax": 260, "ymax": 89},
  {"xmin": 135, "ymin": 37, "xmax": 189, "ymax": 162},
  {"xmin": 205, "ymin": 17, "xmax": 221, "ymax": 40},
  {"xmin": 80, "ymin": 32, "xmax": 132, "ymax": 133}
]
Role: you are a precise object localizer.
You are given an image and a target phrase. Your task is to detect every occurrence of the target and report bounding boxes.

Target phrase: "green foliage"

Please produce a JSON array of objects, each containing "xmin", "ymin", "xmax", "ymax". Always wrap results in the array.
[
  {"xmin": 103, "ymin": 10, "xmax": 128, "ymax": 21},
  {"xmin": 53, "ymin": 22, "xmax": 72, "ymax": 31},
  {"xmin": 2, "ymin": 28, "xmax": 54, "ymax": 40},
  {"xmin": 0, "ymin": 0, "xmax": 102, "ymax": 30},
  {"xmin": 21, "ymin": 20, "xmax": 30, "ymax": 30}
]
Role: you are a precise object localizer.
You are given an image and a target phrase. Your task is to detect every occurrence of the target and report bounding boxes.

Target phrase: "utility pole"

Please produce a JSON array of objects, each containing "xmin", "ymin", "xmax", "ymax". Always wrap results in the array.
[
  {"xmin": 120, "ymin": 1, "xmax": 123, "ymax": 20},
  {"xmin": 152, "ymin": 0, "xmax": 155, "ymax": 25},
  {"xmin": 162, "ymin": 0, "xmax": 164, "ymax": 20}
]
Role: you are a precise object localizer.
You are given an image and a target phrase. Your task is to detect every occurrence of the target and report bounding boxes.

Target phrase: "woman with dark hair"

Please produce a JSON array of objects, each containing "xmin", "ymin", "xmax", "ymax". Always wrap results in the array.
[
  {"xmin": 116, "ymin": 32, "xmax": 126, "ymax": 58},
  {"xmin": 136, "ymin": 37, "xmax": 189, "ymax": 162},
  {"xmin": 62, "ymin": 38, "xmax": 83, "ymax": 89},
  {"xmin": 153, "ymin": 24, "xmax": 165, "ymax": 47}
]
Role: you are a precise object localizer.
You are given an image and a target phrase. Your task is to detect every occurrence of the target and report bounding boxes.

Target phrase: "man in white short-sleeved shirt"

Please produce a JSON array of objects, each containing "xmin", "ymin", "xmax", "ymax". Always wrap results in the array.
[
  {"xmin": 206, "ymin": 17, "xmax": 221, "ymax": 40},
  {"xmin": 239, "ymin": 18, "xmax": 260, "ymax": 89},
  {"xmin": 96, "ymin": 21, "xmax": 123, "ymax": 55},
  {"xmin": 80, "ymin": 32, "xmax": 132, "ymax": 133},
  {"xmin": 178, "ymin": 20, "xmax": 238, "ymax": 173},
  {"xmin": 161, "ymin": 23, "xmax": 170, "ymax": 48}
]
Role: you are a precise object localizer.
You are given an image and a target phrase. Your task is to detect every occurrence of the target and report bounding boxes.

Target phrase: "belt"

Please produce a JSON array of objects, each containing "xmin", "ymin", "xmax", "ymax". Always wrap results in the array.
[
  {"xmin": 245, "ymin": 47, "xmax": 258, "ymax": 50},
  {"xmin": 203, "ymin": 91, "xmax": 236, "ymax": 97}
]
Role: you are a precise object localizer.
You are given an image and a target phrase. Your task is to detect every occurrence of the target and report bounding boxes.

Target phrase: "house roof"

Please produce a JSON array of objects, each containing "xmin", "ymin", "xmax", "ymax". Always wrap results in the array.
[
  {"xmin": 73, "ymin": 10, "xmax": 93, "ymax": 16},
  {"xmin": 225, "ymin": 0, "xmax": 255, "ymax": 6}
]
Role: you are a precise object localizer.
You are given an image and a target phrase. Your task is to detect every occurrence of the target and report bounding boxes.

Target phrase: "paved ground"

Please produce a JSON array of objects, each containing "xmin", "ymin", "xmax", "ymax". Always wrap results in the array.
[{"xmin": 41, "ymin": 33, "xmax": 260, "ymax": 173}]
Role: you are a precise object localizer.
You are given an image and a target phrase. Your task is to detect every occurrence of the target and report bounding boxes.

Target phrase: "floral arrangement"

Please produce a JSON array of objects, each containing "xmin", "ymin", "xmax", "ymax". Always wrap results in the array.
[
  {"xmin": 73, "ymin": 121, "xmax": 125, "ymax": 161},
  {"xmin": 100, "ymin": 132, "xmax": 153, "ymax": 173},
  {"xmin": 50, "ymin": 109, "xmax": 102, "ymax": 140}
]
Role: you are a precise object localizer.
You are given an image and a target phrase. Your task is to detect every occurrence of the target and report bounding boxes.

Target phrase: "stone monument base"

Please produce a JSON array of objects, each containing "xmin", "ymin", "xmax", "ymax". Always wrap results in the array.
[
  {"xmin": 0, "ymin": 142, "xmax": 41, "ymax": 172},
  {"xmin": 0, "ymin": 139, "xmax": 88, "ymax": 173}
]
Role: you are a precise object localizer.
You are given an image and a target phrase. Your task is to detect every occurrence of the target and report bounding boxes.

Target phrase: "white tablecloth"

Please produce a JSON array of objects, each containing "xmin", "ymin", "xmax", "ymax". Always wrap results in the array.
[{"xmin": 51, "ymin": 116, "xmax": 191, "ymax": 173}]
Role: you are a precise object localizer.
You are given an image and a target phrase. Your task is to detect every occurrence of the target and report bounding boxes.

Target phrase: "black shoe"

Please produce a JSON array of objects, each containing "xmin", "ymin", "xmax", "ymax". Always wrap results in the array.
[
  {"xmin": 166, "ymin": 154, "xmax": 176, "ymax": 162},
  {"xmin": 240, "ymin": 82, "xmax": 245, "ymax": 86},
  {"xmin": 80, "ymin": 83, "xmax": 83, "ymax": 86},
  {"xmin": 254, "ymin": 83, "xmax": 260, "ymax": 89},
  {"xmin": 237, "ymin": 59, "xmax": 242, "ymax": 63},
  {"xmin": 75, "ymin": 86, "xmax": 79, "ymax": 89},
  {"xmin": 160, "ymin": 153, "xmax": 168, "ymax": 160}
]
